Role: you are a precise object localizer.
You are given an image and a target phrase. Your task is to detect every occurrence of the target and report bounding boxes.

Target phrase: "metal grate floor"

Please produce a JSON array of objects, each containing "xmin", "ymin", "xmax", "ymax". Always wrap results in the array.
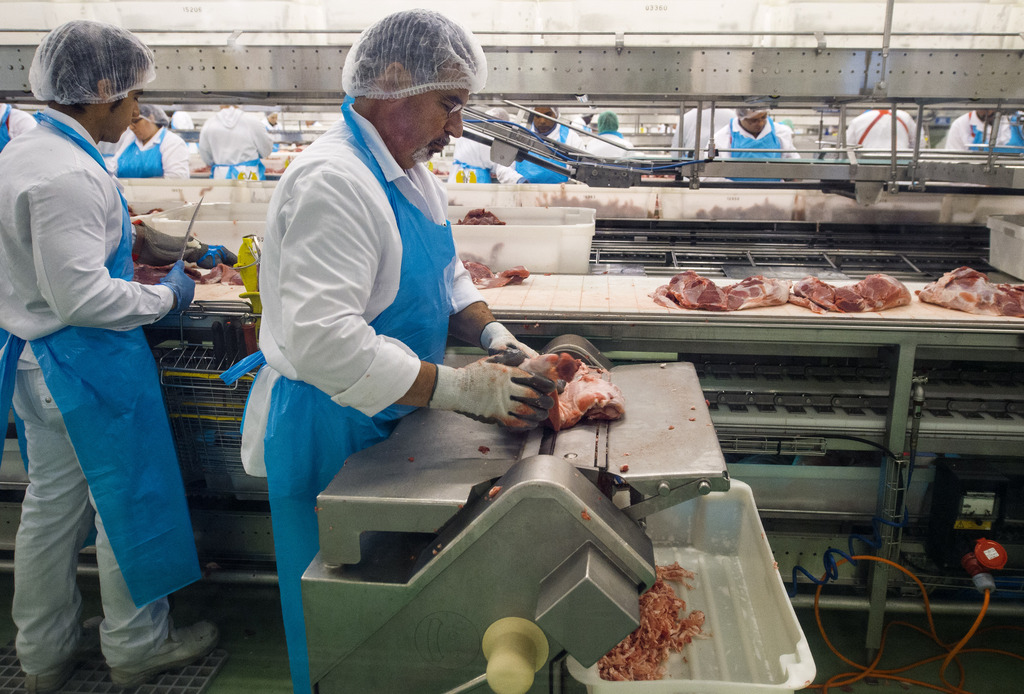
[{"xmin": 0, "ymin": 644, "xmax": 227, "ymax": 694}]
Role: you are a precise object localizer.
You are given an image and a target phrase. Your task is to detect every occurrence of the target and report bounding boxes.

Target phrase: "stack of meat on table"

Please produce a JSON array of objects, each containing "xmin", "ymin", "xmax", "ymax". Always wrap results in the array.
[{"xmin": 652, "ymin": 267, "xmax": 1024, "ymax": 318}]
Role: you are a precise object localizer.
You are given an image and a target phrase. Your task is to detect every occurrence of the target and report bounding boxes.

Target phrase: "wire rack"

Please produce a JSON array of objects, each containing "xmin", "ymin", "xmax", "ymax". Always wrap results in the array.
[{"xmin": 159, "ymin": 345, "xmax": 262, "ymax": 497}]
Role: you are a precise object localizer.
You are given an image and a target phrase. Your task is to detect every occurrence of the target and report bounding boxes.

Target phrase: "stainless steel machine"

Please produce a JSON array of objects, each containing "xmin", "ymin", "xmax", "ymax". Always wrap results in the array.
[{"xmin": 302, "ymin": 361, "xmax": 730, "ymax": 693}]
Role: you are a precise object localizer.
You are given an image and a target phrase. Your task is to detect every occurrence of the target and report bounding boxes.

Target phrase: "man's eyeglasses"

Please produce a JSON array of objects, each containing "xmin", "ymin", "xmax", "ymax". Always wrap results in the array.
[{"xmin": 441, "ymin": 98, "xmax": 464, "ymax": 119}]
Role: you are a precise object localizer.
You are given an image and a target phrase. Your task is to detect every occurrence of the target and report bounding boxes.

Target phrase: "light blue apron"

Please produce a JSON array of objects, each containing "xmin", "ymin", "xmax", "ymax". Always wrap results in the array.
[
  {"xmin": 516, "ymin": 123, "xmax": 572, "ymax": 184},
  {"xmin": 0, "ymin": 113, "xmax": 201, "ymax": 608},
  {"xmin": 211, "ymin": 157, "xmax": 266, "ymax": 180},
  {"xmin": 452, "ymin": 159, "xmax": 492, "ymax": 183},
  {"xmin": 727, "ymin": 117, "xmax": 784, "ymax": 181},
  {"xmin": 259, "ymin": 97, "xmax": 456, "ymax": 693},
  {"xmin": 969, "ymin": 121, "xmax": 1024, "ymax": 153},
  {"xmin": 116, "ymin": 128, "xmax": 167, "ymax": 178},
  {"xmin": 0, "ymin": 104, "xmax": 12, "ymax": 153}
]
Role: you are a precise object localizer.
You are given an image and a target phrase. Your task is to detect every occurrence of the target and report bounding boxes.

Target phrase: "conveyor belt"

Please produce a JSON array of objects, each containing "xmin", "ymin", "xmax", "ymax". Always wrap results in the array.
[{"xmin": 591, "ymin": 219, "xmax": 996, "ymax": 279}]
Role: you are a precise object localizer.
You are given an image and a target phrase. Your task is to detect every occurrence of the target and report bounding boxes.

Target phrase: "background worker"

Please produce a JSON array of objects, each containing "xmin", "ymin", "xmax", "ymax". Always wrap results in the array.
[
  {"xmin": 114, "ymin": 103, "xmax": 189, "ymax": 178},
  {"xmin": 0, "ymin": 102, "xmax": 37, "ymax": 153},
  {"xmin": 583, "ymin": 110, "xmax": 634, "ymax": 158},
  {"xmin": 515, "ymin": 105, "xmax": 583, "ymax": 183},
  {"xmin": 237, "ymin": 10, "xmax": 554, "ymax": 692},
  {"xmin": 198, "ymin": 104, "xmax": 272, "ymax": 179},
  {"xmin": 944, "ymin": 108, "xmax": 1023, "ymax": 152},
  {"xmin": 448, "ymin": 106, "xmax": 524, "ymax": 183},
  {"xmin": 713, "ymin": 107, "xmax": 800, "ymax": 160},
  {"xmin": 846, "ymin": 108, "xmax": 918, "ymax": 150},
  {"xmin": 671, "ymin": 106, "xmax": 736, "ymax": 158},
  {"xmin": 0, "ymin": 20, "xmax": 216, "ymax": 692}
]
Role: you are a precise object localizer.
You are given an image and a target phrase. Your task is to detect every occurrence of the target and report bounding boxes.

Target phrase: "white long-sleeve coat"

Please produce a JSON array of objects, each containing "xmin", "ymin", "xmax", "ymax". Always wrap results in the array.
[{"xmin": 198, "ymin": 107, "xmax": 272, "ymax": 170}]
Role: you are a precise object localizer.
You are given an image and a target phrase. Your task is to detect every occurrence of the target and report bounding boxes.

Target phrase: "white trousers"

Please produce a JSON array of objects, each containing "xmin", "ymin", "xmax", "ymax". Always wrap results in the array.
[{"xmin": 11, "ymin": 366, "xmax": 170, "ymax": 673}]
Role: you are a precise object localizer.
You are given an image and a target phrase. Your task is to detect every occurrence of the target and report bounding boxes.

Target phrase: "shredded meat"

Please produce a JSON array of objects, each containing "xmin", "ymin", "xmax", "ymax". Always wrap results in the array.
[
  {"xmin": 456, "ymin": 208, "xmax": 506, "ymax": 225},
  {"xmin": 790, "ymin": 274, "xmax": 911, "ymax": 313},
  {"xmin": 917, "ymin": 266, "xmax": 1024, "ymax": 317},
  {"xmin": 653, "ymin": 271, "xmax": 789, "ymax": 311},
  {"xmin": 462, "ymin": 261, "xmax": 530, "ymax": 289},
  {"xmin": 598, "ymin": 562, "xmax": 705, "ymax": 681}
]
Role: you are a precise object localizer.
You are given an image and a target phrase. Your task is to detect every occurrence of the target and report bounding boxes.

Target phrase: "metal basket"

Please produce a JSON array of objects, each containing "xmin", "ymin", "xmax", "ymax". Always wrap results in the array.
[{"xmin": 158, "ymin": 344, "xmax": 265, "ymax": 497}]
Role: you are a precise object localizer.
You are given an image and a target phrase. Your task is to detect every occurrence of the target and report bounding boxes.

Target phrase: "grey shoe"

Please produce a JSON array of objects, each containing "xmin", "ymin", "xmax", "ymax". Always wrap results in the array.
[
  {"xmin": 108, "ymin": 621, "xmax": 219, "ymax": 688},
  {"xmin": 23, "ymin": 616, "xmax": 103, "ymax": 694}
]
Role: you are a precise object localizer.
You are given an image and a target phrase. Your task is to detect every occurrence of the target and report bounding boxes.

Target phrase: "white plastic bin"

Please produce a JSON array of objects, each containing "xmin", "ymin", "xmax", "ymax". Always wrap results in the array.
[
  {"xmin": 566, "ymin": 480, "xmax": 815, "ymax": 693},
  {"xmin": 448, "ymin": 206, "xmax": 596, "ymax": 274},
  {"xmin": 986, "ymin": 215, "xmax": 1024, "ymax": 281},
  {"xmin": 141, "ymin": 202, "xmax": 268, "ymax": 253}
]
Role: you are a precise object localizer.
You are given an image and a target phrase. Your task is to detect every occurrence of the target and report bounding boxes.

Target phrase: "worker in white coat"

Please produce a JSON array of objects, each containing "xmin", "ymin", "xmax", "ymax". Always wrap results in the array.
[
  {"xmin": 671, "ymin": 106, "xmax": 736, "ymax": 157},
  {"xmin": 846, "ymin": 108, "xmax": 917, "ymax": 150},
  {"xmin": 0, "ymin": 21, "xmax": 218, "ymax": 693},
  {"xmin": 944, "ymin": 109, "xmax": 1024, "ymax": 152},
  {"xmin": 448, "ymin": 106, "xmax": 524, "ymax": 183},
  {"xmin": 0, "ymin": 103, "xmax": 37, "ymax": 152},
  {"xmin": 713, "ymin": 107, "xmax": 800, "ymax": 160},
  {"xmin": 229, "ymin": 10, "xmax": 554, "ymax": 693},
  {"xmin": 198, "ymin": 105, "xmax": 272, "ymax": 179},
  {"xmin": 515, "ymin": 105, "xmax": 584, "ymax": 183},
  {"xmin": 114, "ymin": 104, "xmax": 189, "ymax": 178},
  {"xmin": 584, "ymin": 110, "xmax": 634, "ymax": 158}
]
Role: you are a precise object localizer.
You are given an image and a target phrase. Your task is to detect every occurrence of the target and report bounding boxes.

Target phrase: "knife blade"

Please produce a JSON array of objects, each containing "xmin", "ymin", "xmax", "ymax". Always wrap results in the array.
[{"xmin": 177, "ymin": 196, "xmax": 205, "ymax": 262}]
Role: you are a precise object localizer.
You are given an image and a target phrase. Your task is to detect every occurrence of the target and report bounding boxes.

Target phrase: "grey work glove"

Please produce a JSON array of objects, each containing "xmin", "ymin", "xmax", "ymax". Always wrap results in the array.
[
  {"xmin": 429, "ymin": 357, "xmax": 555, "ymax": 429},
  {"xmin": 479, "ymin": 321, "xmax": 539, "ymax": 358}
]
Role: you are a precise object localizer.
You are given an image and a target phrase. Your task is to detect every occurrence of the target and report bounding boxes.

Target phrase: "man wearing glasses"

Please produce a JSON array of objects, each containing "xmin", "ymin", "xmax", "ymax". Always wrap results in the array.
[{"xmin": 238, "ymin": 10, "xmax": 554, "ymax": 692}]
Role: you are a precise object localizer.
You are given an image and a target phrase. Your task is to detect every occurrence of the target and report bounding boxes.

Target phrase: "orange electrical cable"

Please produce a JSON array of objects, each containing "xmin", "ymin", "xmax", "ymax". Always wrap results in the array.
[{"xmin": 803, "ymin": 554, "xmax": 1009, "ymax": 693}]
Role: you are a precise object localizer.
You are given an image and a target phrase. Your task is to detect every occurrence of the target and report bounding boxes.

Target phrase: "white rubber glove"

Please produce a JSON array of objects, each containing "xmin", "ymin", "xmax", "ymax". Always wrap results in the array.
[
  {"xmin": 480, "ymin": 321, "xmax": 539, "ymax": 358},
  {"xmin": 429, "ymin": 358, "xmax": 555, "ymax": 429}
]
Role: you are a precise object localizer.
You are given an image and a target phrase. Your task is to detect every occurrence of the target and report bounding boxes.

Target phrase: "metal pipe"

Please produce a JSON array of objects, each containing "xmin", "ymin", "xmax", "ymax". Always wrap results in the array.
[
  {"xmin": 791, "ymin": 593, "xmax": 1024, "ymax": 618},
  {"xmin": 0, "ymin": 558, "xmax": 281, "ymax": 586}
]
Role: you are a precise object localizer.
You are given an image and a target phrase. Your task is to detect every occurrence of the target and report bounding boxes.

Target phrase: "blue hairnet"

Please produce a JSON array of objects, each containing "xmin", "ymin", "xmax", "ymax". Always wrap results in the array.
[
  {"xmin": 342, "ymin": 10, "xmax": 486, "ymax": 99},
  {"xmin": 30, "ymin": 20, "xmax": 155, "ymax": 105}
]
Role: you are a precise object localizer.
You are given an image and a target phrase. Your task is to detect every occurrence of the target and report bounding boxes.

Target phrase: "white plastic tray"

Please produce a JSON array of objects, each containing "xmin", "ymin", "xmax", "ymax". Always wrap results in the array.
[
  {"xmin": 449, "ymin": 206, "xmax": 596, "ymax": 274},
  {"xmin": 566, "ymin": 480, "xmax": 815, "ymax": 693},
  {"xmin": 986, "ymin": 215, "xmax": 1024, "ymax": 281}
]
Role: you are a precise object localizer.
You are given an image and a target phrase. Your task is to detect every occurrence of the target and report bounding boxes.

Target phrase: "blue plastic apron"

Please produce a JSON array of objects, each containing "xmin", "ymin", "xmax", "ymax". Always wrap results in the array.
[
  {"xmin": 211, "ymin": 157, "xmax": 266, "ymax": 180},
  {"xmin": 116, "ymin": 128, "xmax": 166, "ymax": 178},
  {"xmin": 969, "ymin": 120, "xmax": 1024, "ymax": 153},
  {"xmin": 727, "ymin": 117, "xmax": 784, "ymax": 181},
  {"xmin": 261, "ymin": 97, "xmax": 456, "ymax": 693},
  {"xmin": 452, "ymin": 159, "xmax": 492, "ymax": 183},
  {"xmin": 516, "ymin": 123, "xmax": 572, "ymax": 184},
  {"xmin": 0, "ymin": 113, "xmax": 200, "ymax": 608},
  {"xmin": 0, "ymin": 104, "xmax": 12, "ymax": 152}
]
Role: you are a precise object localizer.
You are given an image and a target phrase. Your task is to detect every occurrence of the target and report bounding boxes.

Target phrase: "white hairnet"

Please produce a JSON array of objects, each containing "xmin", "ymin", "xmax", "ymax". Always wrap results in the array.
[
  {"xmin": 342, "ymin": 10, "xmax": 486, "ymax": 99},
  {"xmin": 139, "ymin": 104, "xmax": 169, "ymax": 126},
  {"xmin": 736, "ymin": 107, "xmax": 769, "ymax": 119},
  {"xmin": 30, "ymin": 20, "xmax": 155, "ymax": 105}
]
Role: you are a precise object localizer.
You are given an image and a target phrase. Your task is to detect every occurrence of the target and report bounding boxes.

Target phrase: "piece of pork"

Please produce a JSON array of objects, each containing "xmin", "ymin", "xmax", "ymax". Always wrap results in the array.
[
  {"xmin": 462, "ymin": 261, "xmax": 530, "ymax": 289},
  {"xmin": 917, "ymin": 266, "xmax": 1024, "ymax": 317},
  {"xmin": 456, "ymin": 208, "xmax": 506, "ymax": 225},
  {"xmin": 515, "ymin": 353, "xmax": 625, "ymax": 431},
  {"xmin": 199, "ymin": 263, "xmax": 245, "ymax": 285},
  {"xmin": 653, "ymin": 271, "xmax": 789, "ymax": 311},
  {"xmin": 790, "ymin": 274, "xmax": 911, "ymax": 313},
  {"xmin": 133, "ymin": 262, "xmax": 202, "ymax": 285}
]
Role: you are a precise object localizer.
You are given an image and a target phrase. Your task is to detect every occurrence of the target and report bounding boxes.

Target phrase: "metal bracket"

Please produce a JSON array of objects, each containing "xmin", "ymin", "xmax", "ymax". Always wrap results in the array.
[
  {"xmin": 622, "ymin": 477, "xmax": 715, "ymax": 522},
  {"xmin": 815, "ymin": 32, "xmax": 826, "ymax": 54},
  {"xmin": 574, "ymin": 163, "xmax": 641, "ymax": 188},
  {"xmin": 615, "ymin": 32, "xmax": 625, "ymax": 55}
]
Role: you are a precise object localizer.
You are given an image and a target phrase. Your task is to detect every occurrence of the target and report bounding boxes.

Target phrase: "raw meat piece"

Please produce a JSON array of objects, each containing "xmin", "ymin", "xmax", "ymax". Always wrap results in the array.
[
  {"xmin": 199, "ymin": 263, "xmax": 244, "ymax": 285},
  {"xmin": 791, "ymin": 274, "xmax": 911, "ymax": 313},
  {"xmin": 598, "ymin": 562, "xmax": 705, "ymax": 682},
  {"xmin": 462, "ymin": 260, "xmax": 530, "ymax": 289},
  {"xmin": 133, "ymin": 262, "xmax": 202, "ymax": 285},
  {"xmin": 456, "ymin": 208, "xmax": 506, "ymax": 225},
  {"xmin": 917, "ymin": 266, "xmax": 1024, "ymax": 317},
  {"xmin": 652, "ymin": 271, "xmax": 789, "ymax": 311},
  {"xmin": 516, "ymin": 353, "xmax": 625, "ymax": 431}
]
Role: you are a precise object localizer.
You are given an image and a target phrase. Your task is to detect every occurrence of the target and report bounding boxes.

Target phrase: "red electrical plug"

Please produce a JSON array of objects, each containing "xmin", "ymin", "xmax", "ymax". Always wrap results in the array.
[{"xmin": 961, "ymin": 537, "xmax": 1008, "ymax": 593}]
